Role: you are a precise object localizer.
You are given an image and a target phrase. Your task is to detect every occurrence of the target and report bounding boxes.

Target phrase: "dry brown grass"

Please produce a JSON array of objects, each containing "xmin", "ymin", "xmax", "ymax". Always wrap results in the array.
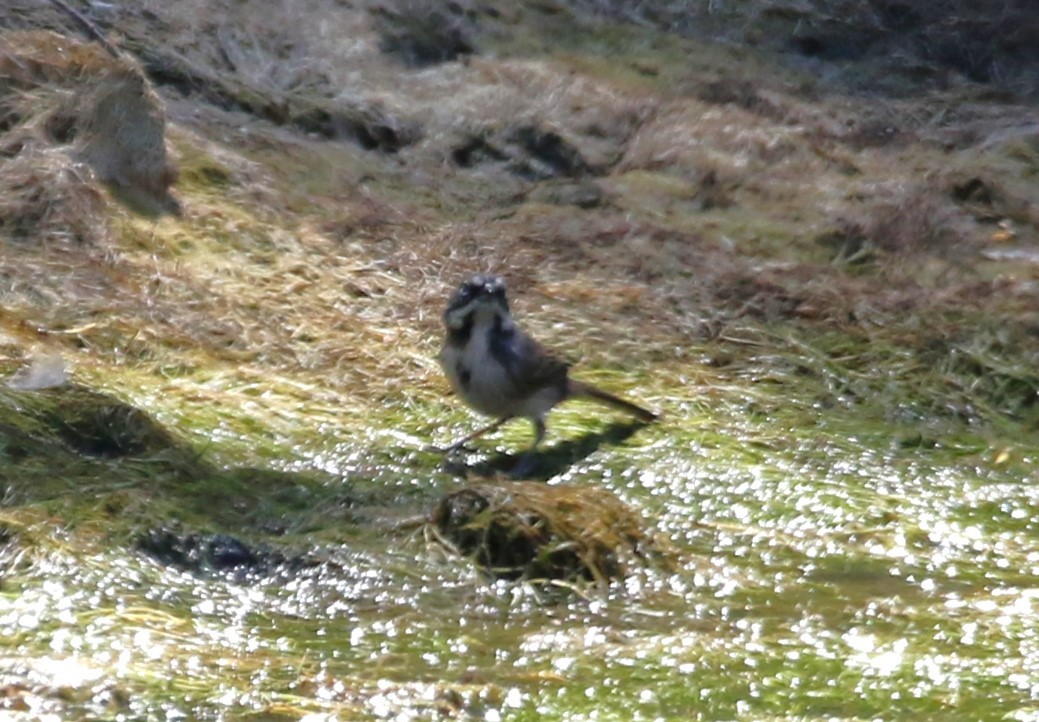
[
  {"xmin": 0, "ymin": 2, "xmax": 1035, "ymax": 431},
  {"xmin": 0, "ymin": 31, "xmax": 177, "ymax": 215},
  {"xmin": 432, "ymin": 481, "xmax": 669, "ymax": 582},
  {"xmin": 0, "ymin": 140, "xmax": 108, "ymax": 245}
]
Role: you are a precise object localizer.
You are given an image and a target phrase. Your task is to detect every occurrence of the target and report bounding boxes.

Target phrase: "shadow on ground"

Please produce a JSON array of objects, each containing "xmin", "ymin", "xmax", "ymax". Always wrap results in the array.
[
  {"xmin": 460, "ymin": 419, "xmax": 652, "ymax": 481},
  {"xmin": 0, "ymin": 383, "xmax": 354, "ymax": 544}
]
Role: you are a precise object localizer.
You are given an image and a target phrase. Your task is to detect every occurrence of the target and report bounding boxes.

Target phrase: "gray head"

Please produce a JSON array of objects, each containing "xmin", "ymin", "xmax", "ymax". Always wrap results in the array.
[{"xmin": 444, "ymin": 274, "xmax": 510, "ymax": 330}]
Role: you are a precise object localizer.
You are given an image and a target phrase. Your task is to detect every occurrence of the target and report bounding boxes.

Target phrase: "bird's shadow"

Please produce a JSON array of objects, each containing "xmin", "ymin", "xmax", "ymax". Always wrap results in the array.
[{"xmin": 459, "ymin": 419, "xmax": 652, "ymax": 481}]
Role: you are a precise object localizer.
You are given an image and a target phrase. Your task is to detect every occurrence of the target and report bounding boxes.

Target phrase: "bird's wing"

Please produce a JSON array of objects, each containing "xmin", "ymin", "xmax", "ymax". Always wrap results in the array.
[{"xmin": 491, "ymin": 330, "xmax": 569, "ymax": 399}]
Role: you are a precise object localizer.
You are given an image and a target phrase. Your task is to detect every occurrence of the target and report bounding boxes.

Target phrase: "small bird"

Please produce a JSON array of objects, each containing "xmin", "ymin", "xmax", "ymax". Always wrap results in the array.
[{"xmin": 437, "ymin": 274, "xmax": 657, "ymax": 468}]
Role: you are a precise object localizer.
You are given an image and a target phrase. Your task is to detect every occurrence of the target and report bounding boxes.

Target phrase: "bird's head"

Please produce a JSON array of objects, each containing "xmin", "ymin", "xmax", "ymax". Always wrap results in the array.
[{"xmin": 444, "ymin": 274, "xmax": 510, "ymax": 330}]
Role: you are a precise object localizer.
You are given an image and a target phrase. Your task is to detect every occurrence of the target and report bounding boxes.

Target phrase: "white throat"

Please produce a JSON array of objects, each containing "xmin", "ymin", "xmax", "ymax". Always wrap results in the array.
[{"xmin": 446, "ymin": 299, "xmax": 514, "ymax": 333}]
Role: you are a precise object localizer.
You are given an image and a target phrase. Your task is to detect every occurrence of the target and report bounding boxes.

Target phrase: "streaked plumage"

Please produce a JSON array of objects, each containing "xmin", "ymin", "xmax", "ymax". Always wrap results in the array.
[{"xmin": 437, "ymin": 274, "xmax": 657, "ymax": 466}]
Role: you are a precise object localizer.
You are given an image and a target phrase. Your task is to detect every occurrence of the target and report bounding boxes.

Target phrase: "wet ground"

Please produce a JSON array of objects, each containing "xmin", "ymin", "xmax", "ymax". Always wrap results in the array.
[{"xmin": 2, "ymin": 367, "xmax": 1038, "ymax": 720}]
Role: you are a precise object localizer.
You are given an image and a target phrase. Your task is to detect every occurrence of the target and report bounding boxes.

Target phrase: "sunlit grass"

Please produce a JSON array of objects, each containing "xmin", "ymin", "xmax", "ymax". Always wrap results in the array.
[
  {"xmin": 4, "ymin": 326, "xmax": 1039, "ymax": 718},
  {"xmin": 3, "ymin": 1, "xmax": 1039, "ymax": 719}
]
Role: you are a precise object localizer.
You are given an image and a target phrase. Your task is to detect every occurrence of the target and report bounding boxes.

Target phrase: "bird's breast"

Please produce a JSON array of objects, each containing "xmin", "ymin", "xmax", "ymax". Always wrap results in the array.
[{"xmin": 439, "ymin": 329, "xmax": 517, "ymax": 418}]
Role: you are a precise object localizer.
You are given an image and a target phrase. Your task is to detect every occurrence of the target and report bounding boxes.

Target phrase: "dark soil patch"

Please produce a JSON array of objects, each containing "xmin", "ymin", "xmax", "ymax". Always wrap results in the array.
[
  {"xmin": 371, "ymin": 0, "xmax": 479, "ymax": 67},
  {"xmin": 291, "ymin": 101, "xmax": 419, "ymax": 152},
  {"xmin": 136, "ymin": 526, "xmax": 318, "ymax": 580},
  {"xmin": 452, "ymin": 124, "xmax": 595, "ymax": 180}
]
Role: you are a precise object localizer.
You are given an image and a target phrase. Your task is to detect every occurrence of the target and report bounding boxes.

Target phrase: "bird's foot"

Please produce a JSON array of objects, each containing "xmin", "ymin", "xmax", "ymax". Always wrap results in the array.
[
  {"xmin": 438, "ymin": 455, "xmax": 471, "ymax": 477},
  {"xmin": 508, "ymin": 453, "xmax": 538, "ymax": 479},
  {"xmin": 426, "ymin": 441, "xmax": 471, "ymax": 455}
]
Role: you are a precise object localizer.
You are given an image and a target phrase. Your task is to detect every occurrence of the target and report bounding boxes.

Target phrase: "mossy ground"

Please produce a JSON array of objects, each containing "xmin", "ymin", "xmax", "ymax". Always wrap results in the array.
[{"xmin": 2, "ymin": 1, "xmax": 1039, "ymax": 719}]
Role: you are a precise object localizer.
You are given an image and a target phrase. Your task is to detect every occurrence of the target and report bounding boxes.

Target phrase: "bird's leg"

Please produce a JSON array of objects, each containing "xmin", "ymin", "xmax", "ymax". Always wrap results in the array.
[
  {"xmin": 532, "ymin": 417, "xmax": 546, "ymax": 448},
  {"xmin": 509, "ymin": 418, "xmax": 546, "ymax": 478},
  {"xmin": 435, "ymin": 416, "xmax": 512, "ymax": 454}
]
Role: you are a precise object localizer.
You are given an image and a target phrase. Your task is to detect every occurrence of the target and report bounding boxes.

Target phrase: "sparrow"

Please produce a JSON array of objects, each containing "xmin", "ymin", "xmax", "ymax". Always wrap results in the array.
[{"xmin": 436, "ymin": 274, "xmax": 657, "ymax": 467}]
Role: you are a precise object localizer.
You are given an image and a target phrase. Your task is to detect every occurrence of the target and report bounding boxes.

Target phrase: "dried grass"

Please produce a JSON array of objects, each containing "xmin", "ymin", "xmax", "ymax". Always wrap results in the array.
[
  {"xmin": 0, "ymin": 29, "xmax": 177, "ymax": 246},
  {"xmin": 75, "ymin": 67, "xmax": 178, "ymax": 208},
  {"xmin": 0, "ymin": 2, "xmax": 1034, "ymax": 439},
  {"xmin": 0, "ymin": 140, "xmax": 108, "ymax": 245},
  {"xmin": 433, "ymin": 481, "xmax": 668, "ymax": 582},
  {"xmin": 863, "ymin": 186, "xmax": 970, "ymax": 255},
  {"xmin": 111, "ymin": 0, "xmax": 418, "ymax": 151}
]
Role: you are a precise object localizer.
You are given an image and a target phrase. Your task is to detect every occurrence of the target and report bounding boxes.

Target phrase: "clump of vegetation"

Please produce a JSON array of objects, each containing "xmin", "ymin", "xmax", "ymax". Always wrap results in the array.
[
  {"xmin": 0, "ymin": 30, "xmax": 178, "ymax": 228},
  {"xmin": 33, "ymin": 385, "xmax": 181, "ymax": 458},
  {"xmin": 818, "ymin": 183, "xmax": 971, "ymax": 264},
  {"xmin": 0, "ymin": 139, "xmax": 109, "ymax": 244},
  {"xmin": 432, "ymin": 481, "xmax": 667, "ymax": 583},
  {"xmin": 0, "ymin": 383, "xmax": 194, "ymax": 485}
]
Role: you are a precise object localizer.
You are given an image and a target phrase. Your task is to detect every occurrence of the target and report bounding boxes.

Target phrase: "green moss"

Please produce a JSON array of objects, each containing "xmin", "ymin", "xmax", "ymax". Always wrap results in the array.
[
  {"xmin": 4, "ymin": 313, "xmax": 1039, "ymax": 719},
  {"xmin": 168, "ymin": 136, "xmax": 235, "ymax": 192}
]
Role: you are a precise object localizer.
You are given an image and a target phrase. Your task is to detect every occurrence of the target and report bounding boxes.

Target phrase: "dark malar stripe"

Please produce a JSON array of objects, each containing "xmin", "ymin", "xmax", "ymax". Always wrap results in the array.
[
  {"xmin": 456, "ymin": 362, "xmax": 471, "ymax": 390},
  {"xmin": 488, "ymin": 314, "xmax": 516, "ymax": 372},
  {"xmin": 446, "ymin": 314, "xmax": 474, "ymax": 347}
]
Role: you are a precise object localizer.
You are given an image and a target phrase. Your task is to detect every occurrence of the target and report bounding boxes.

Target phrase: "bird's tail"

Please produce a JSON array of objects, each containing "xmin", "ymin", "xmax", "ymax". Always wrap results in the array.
[{"xmin": 568, "ymin": 380, "xmax": 658, "ymax": 422}]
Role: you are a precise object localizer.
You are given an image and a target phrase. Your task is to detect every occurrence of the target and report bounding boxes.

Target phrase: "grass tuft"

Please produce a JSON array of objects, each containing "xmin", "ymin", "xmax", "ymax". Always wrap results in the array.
[{"xmin": 432, "ymin": 481, "xmax": 670, "ymax": 583}]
